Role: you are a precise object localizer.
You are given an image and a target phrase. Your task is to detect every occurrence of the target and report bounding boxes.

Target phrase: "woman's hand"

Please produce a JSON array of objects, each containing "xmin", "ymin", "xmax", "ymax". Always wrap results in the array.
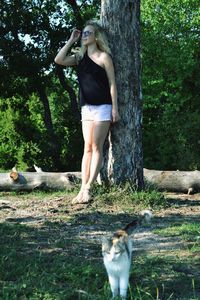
[
  {"xmin": 69, "ymin": 29, "xmax": 81, "ymax": 43},
  {"xmin": 112, "ymin": 107, "xmax": 120, "ymax": 123}
]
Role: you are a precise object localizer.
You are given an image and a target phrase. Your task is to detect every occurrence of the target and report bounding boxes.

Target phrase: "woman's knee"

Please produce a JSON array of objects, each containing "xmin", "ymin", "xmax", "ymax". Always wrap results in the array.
[
  {"xmin": 92, "ymin": 141, "xmax": 103, "ymax": 153},
  {"xmin": 84, "ymin": 142, "xmax": 92, "ymax": 154}
]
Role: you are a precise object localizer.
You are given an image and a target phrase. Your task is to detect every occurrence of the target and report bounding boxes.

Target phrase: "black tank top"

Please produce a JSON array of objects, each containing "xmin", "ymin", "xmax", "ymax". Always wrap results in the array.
[{"xmin": 77, "ymin": 51, "xmax": 112, "ymax": 106}]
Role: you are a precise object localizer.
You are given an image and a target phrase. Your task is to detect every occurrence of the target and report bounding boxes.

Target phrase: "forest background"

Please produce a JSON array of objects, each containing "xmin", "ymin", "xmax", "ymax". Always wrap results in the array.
[{"xmin": 0, "ymin": 0, "xmax": 199, "ymax": 173}]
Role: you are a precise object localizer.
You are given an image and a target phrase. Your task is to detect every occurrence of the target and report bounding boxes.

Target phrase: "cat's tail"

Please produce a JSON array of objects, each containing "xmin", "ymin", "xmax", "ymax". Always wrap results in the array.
[{"xmin": 123, "ymin": 210, "xmax": 153, "ymax": 235}]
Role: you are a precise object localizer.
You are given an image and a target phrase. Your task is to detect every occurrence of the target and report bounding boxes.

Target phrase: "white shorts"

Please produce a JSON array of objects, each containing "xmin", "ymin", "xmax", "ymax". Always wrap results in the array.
[{"xmin": 81, "ymin": 104, "xmax": 112, "ymax": 121}]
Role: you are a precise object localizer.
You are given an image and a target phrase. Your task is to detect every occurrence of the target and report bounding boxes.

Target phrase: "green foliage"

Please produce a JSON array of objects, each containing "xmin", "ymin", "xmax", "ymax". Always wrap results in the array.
[
  {"xmin": 141, "ymin": 0, "xmax": 200, "ymax": 170},
  {"xmin": 0, "ymin": 96, "xmax": 41, "ymax": 169},
  {"xmin": 0, "ymin": 0, "xmax": 98, "ymax": 171},
  {"xmin": 0, "ymin": 0, "xmax": 199, "ymax": 172},
  {"xmin": 47, "ymin": 84, "xmax": 83, "ymax": 171}
]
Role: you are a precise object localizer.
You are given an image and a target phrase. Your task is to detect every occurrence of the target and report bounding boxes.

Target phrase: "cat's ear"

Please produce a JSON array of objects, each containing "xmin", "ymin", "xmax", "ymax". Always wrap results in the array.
[
  {"xmin": 102, "ymin": 236, "xmax": 111, "ymax": 253},
  {"xmin": 102, "ymin": 237, "xmax": 112, "ymax": 250}
]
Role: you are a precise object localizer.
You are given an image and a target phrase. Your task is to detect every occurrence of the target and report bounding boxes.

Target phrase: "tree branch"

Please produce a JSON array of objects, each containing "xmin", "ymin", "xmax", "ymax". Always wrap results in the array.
[{"xmin": 66, "ymin": 0, "xmax": 85, "ymax": 27}]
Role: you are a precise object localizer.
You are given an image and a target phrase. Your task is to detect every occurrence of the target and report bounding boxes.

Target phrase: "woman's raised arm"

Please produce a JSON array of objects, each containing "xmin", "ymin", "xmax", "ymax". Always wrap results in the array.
[{"xmin": 54, "ymin": 29, "xmax": 81, "ymax": 67}]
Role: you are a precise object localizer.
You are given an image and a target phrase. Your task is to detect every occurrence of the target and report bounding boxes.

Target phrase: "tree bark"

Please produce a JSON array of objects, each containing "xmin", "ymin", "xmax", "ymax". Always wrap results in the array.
[{"xmin": 101, "ymin": 0, "xmax": 144, "ymax": 188}]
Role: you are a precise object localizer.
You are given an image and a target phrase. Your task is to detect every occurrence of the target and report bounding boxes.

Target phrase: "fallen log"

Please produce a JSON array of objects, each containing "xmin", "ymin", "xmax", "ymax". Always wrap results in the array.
[
  {"xmin": 144, "ymin": 168, "xmax": 200, "ymax": 194},
  {"xmin": 0, "ymin": 167, "xmax": 199, "ymax": 193},
  {"xmin": 0, "ymin": 167, "xmax": 81, "ymax": 191}
]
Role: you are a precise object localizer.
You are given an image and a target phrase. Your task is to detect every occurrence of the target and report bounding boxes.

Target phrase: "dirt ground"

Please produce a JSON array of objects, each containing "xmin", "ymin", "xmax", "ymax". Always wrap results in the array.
[
  {"xmin": 134, "ymin": 193, "xmax": 200, "ymax": 252},
  {"xmin": 0, "ymin": 191, "xmax": 200, "ymax": 253},
  {"xmin": 0, "ymin": 191, "xmax": 200, "ymax": 299}
]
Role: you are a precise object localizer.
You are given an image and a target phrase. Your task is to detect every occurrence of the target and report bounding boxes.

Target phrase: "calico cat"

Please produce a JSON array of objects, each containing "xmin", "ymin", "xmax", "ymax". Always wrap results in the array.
[{"xmin": 102, "ymin": 210, "xmax": 152, "ymax": 299}]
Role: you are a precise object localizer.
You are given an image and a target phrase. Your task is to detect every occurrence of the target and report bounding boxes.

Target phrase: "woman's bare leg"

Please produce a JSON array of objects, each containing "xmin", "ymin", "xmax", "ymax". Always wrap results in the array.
[
  {"xmin": 72, "ymin": 121, "xmax": 110, "ymax": 204},
  {"xmin": 81, "ymin": 121, "xmax": 94, "ymax": 186},
  {"xmin": 81, "ymin": 121, "xmax": 110, "ymax": 202},
  {"xmin": 87, "ymin": 121, "xmax": 110, "ymax": 186},
  {"xmin": 72, "ymin": 121, "xmax": 93, "ymax": 203}
]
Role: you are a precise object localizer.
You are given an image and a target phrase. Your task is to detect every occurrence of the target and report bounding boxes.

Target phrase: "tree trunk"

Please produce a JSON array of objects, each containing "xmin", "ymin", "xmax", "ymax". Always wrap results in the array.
[
  {"xmin": 35, "ymin": 79, "xmax": 61, "ymax": 169},
  {"xmin": 101, "ymin": 0, "xmax": 144, "ymax": 188}
]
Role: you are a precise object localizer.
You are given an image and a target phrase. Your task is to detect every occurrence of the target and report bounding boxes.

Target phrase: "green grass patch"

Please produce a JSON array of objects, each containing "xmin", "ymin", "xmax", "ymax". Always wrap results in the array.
[
  {"xmin": 90, "ymin": 183, "xmax": 168, "ymax": 211},
  {"xmin": 154, "ymin": 222, "xmax": 200, "ymax": 240},
  {"xmin": 154, "ymin": 222, "xmax": 200, "ymax": 254},
  {"xmin": 131, "ymin": 255, "xmax": 200, "ymax": 300},
  {"xmin": 1, "ymin": 220, "xmax": 198, "ymax": 300},
  {"xmin": 0, "ymin": 189, "xmax": 199, "ymax": 299}
]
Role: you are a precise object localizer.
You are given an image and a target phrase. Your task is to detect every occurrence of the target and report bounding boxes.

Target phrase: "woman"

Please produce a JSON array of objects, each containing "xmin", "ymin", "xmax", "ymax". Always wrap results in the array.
[{"xmin": 55, "ymin": 21, "xmax": 119, "ymax": 204}]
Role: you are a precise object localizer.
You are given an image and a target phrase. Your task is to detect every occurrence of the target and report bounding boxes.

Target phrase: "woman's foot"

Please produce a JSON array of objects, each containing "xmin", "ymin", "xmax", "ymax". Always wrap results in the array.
[
  {"xmin": 71, "ymin": 189, "xmax": 84, "ymax": 204},
  {"xmin": 71, "ymin": 186, "xmax": 91, "ymax": 204},
  {"xmin": 81, "ymin": 187, "xmax": 91, "ymax": 203}
]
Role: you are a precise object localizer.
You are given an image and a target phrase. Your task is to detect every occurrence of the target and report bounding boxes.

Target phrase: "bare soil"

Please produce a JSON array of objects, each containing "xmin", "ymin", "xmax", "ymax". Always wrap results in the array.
[{"xmin": 0, "ymin": 191, "xmax": 199, "ymax": 253}]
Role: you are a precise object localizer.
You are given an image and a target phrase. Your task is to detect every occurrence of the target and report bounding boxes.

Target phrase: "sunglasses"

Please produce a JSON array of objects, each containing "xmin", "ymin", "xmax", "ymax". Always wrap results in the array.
[{"xmin": 82, "ymin": 30, "xmax": 94, "ymax": 38}]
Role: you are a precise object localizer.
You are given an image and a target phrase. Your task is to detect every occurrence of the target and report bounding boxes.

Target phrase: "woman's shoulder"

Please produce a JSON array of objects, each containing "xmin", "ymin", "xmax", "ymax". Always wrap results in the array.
[
  {"xmin": 99, "ymin": 51, "xmax": 113, "ymax": 64},
  {"xmin": 99, "ymin": 51, "xmax": 111, "ymax": 58}
]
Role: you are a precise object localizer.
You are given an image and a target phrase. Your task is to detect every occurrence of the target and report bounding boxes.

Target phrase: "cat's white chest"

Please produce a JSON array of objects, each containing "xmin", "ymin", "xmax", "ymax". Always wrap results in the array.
[{"xmin": 104, "ymin": 254, "xmax": 131, "ymax": 275}]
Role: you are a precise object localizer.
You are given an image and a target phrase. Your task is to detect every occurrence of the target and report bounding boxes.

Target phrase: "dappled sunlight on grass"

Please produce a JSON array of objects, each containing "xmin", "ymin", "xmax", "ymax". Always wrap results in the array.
[{"xmin": 0, "ymin": 189, "xmax": 199, "ymax": 299}]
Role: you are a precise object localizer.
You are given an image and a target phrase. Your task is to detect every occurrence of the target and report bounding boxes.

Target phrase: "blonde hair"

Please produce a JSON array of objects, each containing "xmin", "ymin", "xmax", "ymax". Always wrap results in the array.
[{"xmin": 72, "ymin": 20, "xmax": 111, "ymax": 62}]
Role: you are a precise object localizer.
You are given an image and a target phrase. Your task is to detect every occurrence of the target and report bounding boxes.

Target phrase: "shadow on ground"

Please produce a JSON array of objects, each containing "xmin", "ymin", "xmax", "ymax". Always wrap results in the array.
[{"xmin": 0, "ymin": 193, "xmax": 200, "ymax": 299}]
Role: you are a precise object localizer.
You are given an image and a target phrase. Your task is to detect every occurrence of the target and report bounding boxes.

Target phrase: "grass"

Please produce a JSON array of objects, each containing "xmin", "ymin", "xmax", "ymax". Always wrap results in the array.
[
  {"xmin": 154, "ymin": 222, "xmax": 200, "ymax": 239},
  {"xmin": 90, "ymin": 183, "xmax": 168, "ymax": 210},
  {"xmin": 154, "ymin": 222, "xmax": 200, "ymax": 253},
  {"xmin": 0, "ymin": 187, "xmax": 199, "ymax": 299}
]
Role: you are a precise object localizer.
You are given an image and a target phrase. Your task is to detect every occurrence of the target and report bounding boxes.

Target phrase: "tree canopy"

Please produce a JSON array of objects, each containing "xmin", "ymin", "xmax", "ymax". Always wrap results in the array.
[
  {"xmin": 141, "ymin": 0, "xmax": 200, "ymax": 170},
  {"xmin": 0, "ymin": 0, "xmax": 199, "ymax": 171},
  {"xmin": 0, "ymin": 0, "xmax": 99, "ymax": 171}
]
